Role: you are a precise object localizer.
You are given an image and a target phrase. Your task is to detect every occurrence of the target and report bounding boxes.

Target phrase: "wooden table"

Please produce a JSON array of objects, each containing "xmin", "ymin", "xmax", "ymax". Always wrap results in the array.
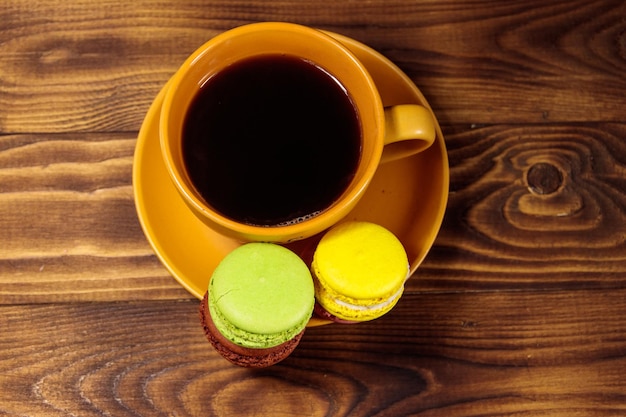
[{"xmin": 1, "ymin": 1, "xmax": 625, "ymax": 415}]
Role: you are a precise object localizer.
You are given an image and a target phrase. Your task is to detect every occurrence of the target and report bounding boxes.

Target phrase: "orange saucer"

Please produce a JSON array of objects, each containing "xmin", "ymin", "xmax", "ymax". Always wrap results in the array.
[{"xmin": 132, "ymin": 33, "xmax": 449, "ymax": 325}]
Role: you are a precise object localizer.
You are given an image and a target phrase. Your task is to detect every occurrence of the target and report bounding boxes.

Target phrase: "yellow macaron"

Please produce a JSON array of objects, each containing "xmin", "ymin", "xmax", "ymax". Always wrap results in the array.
[{"xmin": 311, "ymin": 221, "xmax": 409, "ymax": 322}]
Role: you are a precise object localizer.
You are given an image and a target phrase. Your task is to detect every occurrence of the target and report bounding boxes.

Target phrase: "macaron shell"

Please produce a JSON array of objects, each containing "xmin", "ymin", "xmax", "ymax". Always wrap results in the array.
[
  {"xmin": 200, "ymin": 292, "xmax": 302, "ymax": 368},
  {"xmin": 313, "ymin": 222, "xmax": 409, "ymax": 301},
  {"xmin": 210, "ymin": 243, "xmax": 314, "ymax": 347}
]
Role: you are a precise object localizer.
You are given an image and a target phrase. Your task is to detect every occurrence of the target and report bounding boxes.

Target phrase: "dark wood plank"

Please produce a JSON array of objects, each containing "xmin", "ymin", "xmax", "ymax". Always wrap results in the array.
[
  {"xmin": 3, "ymin": 124, "xmax": 626, "ymax": 301},
  {"xmin": 0, "ymin": 0, "xmax": 623, "ymax": 133},
  {"xmin": 414, "ymin": 122, "xmax": 626, "ymax": 291},
  {"xmin": 1, "ymin": 290, "xmax": 625, "ymax": 416},
  {"xmin": 0, "ymin": 133, "xmax": 188, "ymax": 303},
  {"xmin": 385, "ymin": 0, "xmax": 626, "ymax": 125}
]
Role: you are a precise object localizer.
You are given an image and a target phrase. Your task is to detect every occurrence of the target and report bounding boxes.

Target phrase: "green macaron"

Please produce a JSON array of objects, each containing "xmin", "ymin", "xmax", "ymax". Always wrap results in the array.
[{"xmin": 208, "ymin": 243, "xmax": 315, "ymax": 350}]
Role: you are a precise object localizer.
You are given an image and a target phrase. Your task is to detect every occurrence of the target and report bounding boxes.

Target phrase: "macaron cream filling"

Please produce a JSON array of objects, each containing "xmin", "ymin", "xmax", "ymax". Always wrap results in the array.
[{"xmin": 318, "ymin": 284, "xmax": 404, "ymax": 313}]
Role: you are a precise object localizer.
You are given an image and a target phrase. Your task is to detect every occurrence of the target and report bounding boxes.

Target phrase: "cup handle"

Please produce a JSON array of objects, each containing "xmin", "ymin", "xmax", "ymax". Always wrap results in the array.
[{"xmin": 382, "ymin": 104, "xmax": 436, "ymax": 163}]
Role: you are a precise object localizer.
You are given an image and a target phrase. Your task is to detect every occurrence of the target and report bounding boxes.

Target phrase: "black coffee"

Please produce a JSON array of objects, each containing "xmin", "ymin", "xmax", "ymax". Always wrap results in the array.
[{"xmin": 182, "ymin": 54, "xmax": 361, "ymax": 226}]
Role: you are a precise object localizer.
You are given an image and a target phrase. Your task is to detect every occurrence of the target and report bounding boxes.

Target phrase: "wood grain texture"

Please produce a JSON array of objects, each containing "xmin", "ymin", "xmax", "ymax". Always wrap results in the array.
[
  {"xmin": 414, "ymin": 123, "xmax": 626, "ymax": 291},
  {"xmin": 1, "ymin": 0, "xmax": 625, "ymax": 415},
  {"xmin": 1, "ymin": 291, "xmax": 625, "ymax": 416},
  {"xmin": 0, "ymin": 0, "xmax": 624, "ymax": 133},
  {"xmin": 3, "ymin": 125, "xmax": 625, "ymax": 301},
  {"xmin": 0, "ymin": 133, "xmax": 188, "ymax": 303}
]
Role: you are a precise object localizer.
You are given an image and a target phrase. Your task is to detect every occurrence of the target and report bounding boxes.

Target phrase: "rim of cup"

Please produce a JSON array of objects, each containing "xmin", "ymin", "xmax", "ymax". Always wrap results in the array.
[{"xmin": 160, "ymin": 22, "xmax": 384, "ymax": 242}]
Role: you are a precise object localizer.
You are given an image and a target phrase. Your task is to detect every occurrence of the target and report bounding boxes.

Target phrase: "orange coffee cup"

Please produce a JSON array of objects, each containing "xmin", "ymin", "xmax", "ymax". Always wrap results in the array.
[{"xmin": 161, "ymin": 22, "xmax": 435, "ymax": 243}]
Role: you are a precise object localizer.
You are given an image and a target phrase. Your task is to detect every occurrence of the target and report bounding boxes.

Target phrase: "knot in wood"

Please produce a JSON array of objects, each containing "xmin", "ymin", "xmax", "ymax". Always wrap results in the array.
[{"xmin": 526, "ymin": 163, "xmax": 563, "ymax": 195}]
